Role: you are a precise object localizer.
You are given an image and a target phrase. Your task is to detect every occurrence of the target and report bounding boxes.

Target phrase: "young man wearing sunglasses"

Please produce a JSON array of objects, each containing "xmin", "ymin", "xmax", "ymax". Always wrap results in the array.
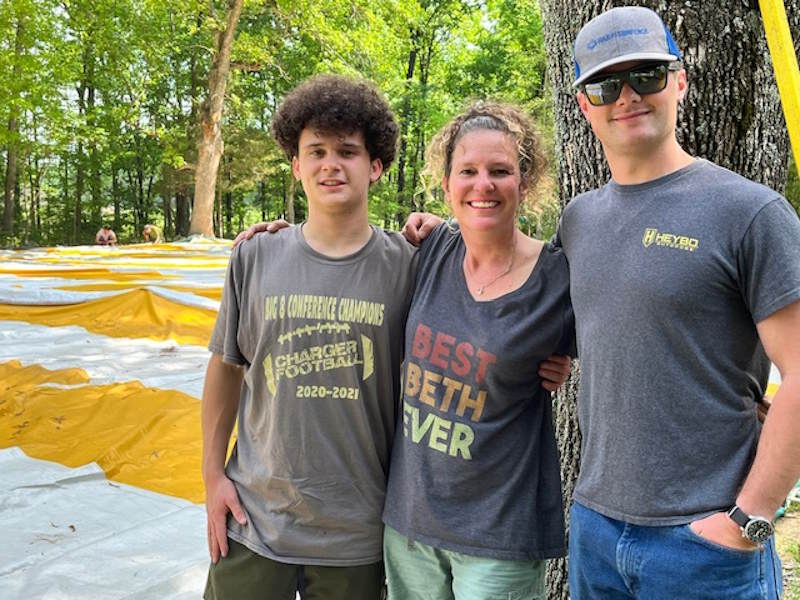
[{"xmin": 559, "ymin": 6, "xmax": 800, "ymax": 598}]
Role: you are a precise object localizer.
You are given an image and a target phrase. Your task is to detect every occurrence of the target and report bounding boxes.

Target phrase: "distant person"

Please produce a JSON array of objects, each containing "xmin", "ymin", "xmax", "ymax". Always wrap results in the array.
[
  {"xmin": 95, "ymin": 225, "xmax": 117, "ymax": 245},
  {"xmin": 142, "ymin": 224, "xmax": 163, "ymax": 243}
]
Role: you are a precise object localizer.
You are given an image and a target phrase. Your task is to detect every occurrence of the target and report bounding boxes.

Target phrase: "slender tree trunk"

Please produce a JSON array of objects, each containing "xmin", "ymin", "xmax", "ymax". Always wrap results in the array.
[
  {"xmin": 62, "ymin": 155, "xmax": 70, "ymax": 234},
  {"xmin": 189, "ymin": 0, "xmax": 244, "ymax": 236},
  {"xmin": 163, "ymin": 166, "xmax": 173, "ymax": 239},
  {"xmin": 537, "ymin": 1, "xmax": 795, "ymax": 598},
  {"xmin": 87, "ymin": 82, "xmax": 100, "ymax": 225},
  {"xmin": 3, "ymin": 17, "xmax": 24, "ymax": 240},
  {"xmin": 137, "ymin": 161, "xmax": 146, "ymax": 227},
  {"xmin": 112, "ymin": 167, "xmax": 120, "ymax": 231},
  {"xmin": 215, "ymin": 184, "xmax": 223, "ymax": 237},
  {"xmin": 74, "ymin": 141, "xmax": 84, "ymax": 243},
  {"xmin": 4, "ymin": 115, "xmax": 19, "ymax": 240},
  {"xmin": 29, "ymin": 112, "xmax": 42, "ymax": 240},
  {"xmin": 286, "ymin": 174, "xmax": 296, "ymax": 224},
  {"xmin": 224, "ymin": 191, "xmax": 232, "ymax": 238},
  {"xmin": 176, "ymin": 190, "xmax": 190, "ymax": 236},
  {"xmin": 396, "ymin": 39, "xmax": 419, "ymax": 210},
  {"xmin": 408, "ymin": 42, "xmax": 433, "ymax": 217},
  {"xmin": 260, "ymin": 180, "xmax": 267, "ymax": 221},
  {"xmin": 28, "ymin": 156, "xmax": 38, "ymax": 242}
]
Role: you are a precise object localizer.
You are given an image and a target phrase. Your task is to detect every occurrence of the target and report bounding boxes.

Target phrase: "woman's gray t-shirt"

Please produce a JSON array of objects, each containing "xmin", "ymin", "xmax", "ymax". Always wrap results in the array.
[{"xmin": 383, "ymin": 224, "xmax": 575, "ymax": 560}]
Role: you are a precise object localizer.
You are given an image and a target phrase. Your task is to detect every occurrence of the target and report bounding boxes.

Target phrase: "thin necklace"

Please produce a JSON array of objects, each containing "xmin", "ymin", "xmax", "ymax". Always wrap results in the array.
[{"xmin": 464, "ymin": 233, "xmax": 517, "ymax": 296}]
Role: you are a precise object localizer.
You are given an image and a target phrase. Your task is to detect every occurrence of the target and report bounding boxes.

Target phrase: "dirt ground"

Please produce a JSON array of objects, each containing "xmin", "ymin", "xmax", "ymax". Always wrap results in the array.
[{"xmin": 776, "ymin": 509, "xmax": 800, "ymax": 599}]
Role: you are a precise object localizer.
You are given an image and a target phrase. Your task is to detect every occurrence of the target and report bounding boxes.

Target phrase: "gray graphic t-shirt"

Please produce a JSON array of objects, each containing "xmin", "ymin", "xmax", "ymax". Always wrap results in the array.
[
  {"xmin": 557, "ymin": 159, "xmax": 800, "ymax": 525},
  {"xmin": 209, "ymin": 225, "xmax": 417, "ymax": 566},
  {"xmin": 383, "ymin": 224, "xmax": 576, "ymax": 560}
]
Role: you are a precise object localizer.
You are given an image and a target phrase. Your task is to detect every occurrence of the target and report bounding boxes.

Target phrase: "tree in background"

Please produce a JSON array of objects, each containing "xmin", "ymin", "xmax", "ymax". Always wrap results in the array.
[
  {"xmin": 0, "ymin": 0, "xmax": 556, "ymax": 245},
  {"xmin": 537, "ymin": 1, "xmax": 799, "ymax": 597},
  {"xmin": 190, "ymin": 0, "xmax": 244, "ymax": 236}
]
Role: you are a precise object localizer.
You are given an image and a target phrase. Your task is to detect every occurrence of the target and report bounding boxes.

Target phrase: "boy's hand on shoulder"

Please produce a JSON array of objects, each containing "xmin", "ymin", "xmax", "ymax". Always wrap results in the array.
[
  {"xmin": 401, "ymin": 212, "xmax": 443, "ymax": 246},
  {"xmin": 205, "ymin": 473, "xmax": 247, "ymax": 563},
  {"xmin": 233, "ymin": 219, "xmax": 292, "ymax": 247},
  {"xmin": 539, "ymin": 355, "xmax": 572, "ymax": 392}
]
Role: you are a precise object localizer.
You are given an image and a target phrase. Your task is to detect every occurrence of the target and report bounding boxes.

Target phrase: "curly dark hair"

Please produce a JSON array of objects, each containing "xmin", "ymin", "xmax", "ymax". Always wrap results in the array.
[{"xmin": 271, "ymin": 75, "xmax": 398, "ymax": 168}]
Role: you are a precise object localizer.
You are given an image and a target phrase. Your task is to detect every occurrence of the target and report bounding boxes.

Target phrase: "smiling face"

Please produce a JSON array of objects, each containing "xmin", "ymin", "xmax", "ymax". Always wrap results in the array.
[
  {"xmin": 443, "ymin": 129, "xmax": 523, "ymax": 235},
  {"xmin": 577, "ymin": 60, "xmax": 687, "ymax": 159},
  {"xmin": 292, "ymin": 128, "xmax": 383, "ymax": 215}
]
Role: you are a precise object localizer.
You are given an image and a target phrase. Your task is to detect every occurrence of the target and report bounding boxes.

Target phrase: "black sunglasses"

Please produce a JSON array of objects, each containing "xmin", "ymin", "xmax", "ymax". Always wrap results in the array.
[{"xmin": 581, "ymin": 62, "xmax": 681, "ymax": 106}]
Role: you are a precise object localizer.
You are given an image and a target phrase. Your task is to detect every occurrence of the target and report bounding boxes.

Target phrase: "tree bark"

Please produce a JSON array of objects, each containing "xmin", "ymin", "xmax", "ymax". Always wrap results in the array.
[
  {"xmin": 189, "ymin": 0, "xmax": 244, "ymax": 236},
  {"xmin": 537, "ymin": 1, "xmax": 796, "ymax": 598}
]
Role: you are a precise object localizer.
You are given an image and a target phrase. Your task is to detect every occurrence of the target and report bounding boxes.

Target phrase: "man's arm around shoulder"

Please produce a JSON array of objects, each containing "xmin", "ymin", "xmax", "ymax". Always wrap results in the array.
[{"xmin": 202, "ymin": 353, "xmax": 248, "ymax": 563}]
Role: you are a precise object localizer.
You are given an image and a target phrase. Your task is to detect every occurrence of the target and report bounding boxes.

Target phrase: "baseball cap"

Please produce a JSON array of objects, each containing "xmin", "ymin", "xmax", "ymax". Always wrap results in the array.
[{"xmin": 573, "ymin": 6, "xmax": 682, "ymax": 88}]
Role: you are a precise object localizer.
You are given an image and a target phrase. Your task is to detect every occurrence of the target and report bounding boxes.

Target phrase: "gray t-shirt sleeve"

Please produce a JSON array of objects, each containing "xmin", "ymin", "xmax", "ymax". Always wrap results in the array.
[
  {"xmin": 738, "ymin": 197, "xmax": 800, "ymax": 323},
  {"xmin": 209, "ymin": 245, "xmax": 247, "ymax": 365}
]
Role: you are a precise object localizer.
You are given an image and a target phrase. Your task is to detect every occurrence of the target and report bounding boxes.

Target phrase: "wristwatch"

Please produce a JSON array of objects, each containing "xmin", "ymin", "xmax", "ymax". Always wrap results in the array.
[{"xmin": 727, "ymin": 505, "xmax": 775, "ymax": 544}]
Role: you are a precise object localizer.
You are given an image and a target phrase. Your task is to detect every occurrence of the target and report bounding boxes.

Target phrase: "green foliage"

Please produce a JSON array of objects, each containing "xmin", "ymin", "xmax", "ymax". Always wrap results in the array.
[{"xmin": 0, "ymin": 0, "xmax": 553, "ymax": 244}]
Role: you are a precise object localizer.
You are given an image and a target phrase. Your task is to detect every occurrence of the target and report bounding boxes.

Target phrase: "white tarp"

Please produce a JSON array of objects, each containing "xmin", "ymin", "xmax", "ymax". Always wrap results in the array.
[{"xmin": 0, "ymin": 448, "xmax": 208, "ymax": 599}]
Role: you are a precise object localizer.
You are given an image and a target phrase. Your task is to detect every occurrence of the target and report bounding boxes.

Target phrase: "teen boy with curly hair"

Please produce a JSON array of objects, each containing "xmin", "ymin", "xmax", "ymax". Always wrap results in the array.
[{"xmin": 202, "ymin": 75, "xmax": 417, "ymax": 599}]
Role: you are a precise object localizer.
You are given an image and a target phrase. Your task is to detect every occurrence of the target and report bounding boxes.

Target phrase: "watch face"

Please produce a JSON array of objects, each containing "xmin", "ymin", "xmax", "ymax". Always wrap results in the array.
[{"xmin": 744, "ymin": 518, "xmax": 774, "ymax": 544}]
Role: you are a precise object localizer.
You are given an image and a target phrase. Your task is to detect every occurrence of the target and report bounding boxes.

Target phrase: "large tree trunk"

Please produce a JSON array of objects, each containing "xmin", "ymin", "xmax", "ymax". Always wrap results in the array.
[
  {"xmin": 537, "ymin": 1, "xmax": 796, "ymax": 598},
  {"xmin": 189, "ymin": 0, "xmax": 244, "ymax": 236}
]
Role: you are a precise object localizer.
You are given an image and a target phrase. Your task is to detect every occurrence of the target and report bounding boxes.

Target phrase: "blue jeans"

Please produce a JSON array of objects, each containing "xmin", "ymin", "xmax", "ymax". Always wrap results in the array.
[{"xmin": 569, "ymin": 502, "xmax": 783, "ymax": 599}]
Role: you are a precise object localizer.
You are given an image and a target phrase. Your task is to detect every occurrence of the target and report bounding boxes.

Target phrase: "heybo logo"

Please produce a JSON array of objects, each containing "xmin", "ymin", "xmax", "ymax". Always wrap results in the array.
[
  {"xmin": 642, "ymin": 228, "xmax": 699, "ymax": 252},
  {"xmin": 588, "ymin": 28, "xmax": 648, "ymax": 50}
]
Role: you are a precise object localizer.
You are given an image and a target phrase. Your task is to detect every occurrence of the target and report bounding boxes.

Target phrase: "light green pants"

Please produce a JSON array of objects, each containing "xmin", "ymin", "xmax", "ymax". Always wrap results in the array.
[{"xmin": 383, "ymin": 525, "xmax": 546, "ymax": 600}]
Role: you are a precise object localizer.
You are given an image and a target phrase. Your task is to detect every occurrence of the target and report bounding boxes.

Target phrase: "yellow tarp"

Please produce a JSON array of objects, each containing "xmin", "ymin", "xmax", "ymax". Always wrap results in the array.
[
  {"xmin": 55, "ymin": 282, "xmax": 223, "ymax": 301},
  {"xmin": 0, "ymin": 360, "xmax": 205, "ymax": 502},
  {"xmin": 0, "ymin": 288, "xmax": 216, "ymax": 345},
  {"xmin": 0, "ymin": 267, "xmax": 175, "ymax": 282}
]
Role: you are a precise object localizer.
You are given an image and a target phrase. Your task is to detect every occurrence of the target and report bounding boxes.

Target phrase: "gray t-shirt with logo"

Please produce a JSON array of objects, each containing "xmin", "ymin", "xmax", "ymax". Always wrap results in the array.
[
  {"xmin": 383, "ymin": 224, "xmax": 576, "ymax": 560},
  {"xmin": 556, "ymin": 159, "xmax": 800, "ymax": 525},
  {"xmin": 209, "ymin": 225, "xmax": 417, "ymax": 565}
]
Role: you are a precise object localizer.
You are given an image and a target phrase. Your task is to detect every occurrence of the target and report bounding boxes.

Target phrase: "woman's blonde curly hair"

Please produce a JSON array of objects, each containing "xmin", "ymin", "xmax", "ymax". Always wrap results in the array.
[{"xmin": 421, "ymin": 101, "xmax": 547, "ymax": 206}]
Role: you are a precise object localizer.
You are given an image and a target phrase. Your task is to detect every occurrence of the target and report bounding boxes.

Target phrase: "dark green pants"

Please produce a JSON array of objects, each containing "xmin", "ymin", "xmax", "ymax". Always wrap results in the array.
[{"xmin": 204, "ymin": 539, "xmax": 384, "ymax": 600}]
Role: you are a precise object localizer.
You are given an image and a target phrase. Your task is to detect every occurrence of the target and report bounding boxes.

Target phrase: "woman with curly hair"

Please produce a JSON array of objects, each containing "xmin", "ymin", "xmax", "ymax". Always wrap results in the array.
[{"xmin": 381, "ymin": 102, "xmax": 575, "ymax": 599}]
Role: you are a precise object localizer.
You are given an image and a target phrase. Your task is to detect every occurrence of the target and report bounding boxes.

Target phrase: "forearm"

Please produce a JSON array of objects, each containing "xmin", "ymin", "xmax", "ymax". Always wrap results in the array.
[
  {"xmin": 736, "ymin": 372, "xmax": 800, "ymax": 517},
  {"xmin": 201, "ymin": 354, "xmax": 243, "ymax": 482}
]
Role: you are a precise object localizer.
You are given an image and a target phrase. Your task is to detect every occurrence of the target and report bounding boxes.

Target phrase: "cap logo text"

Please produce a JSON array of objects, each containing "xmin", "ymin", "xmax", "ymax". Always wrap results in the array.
[{"xmin": 587, "ymin": 28, "xmax": 648, "ymax": 50}]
